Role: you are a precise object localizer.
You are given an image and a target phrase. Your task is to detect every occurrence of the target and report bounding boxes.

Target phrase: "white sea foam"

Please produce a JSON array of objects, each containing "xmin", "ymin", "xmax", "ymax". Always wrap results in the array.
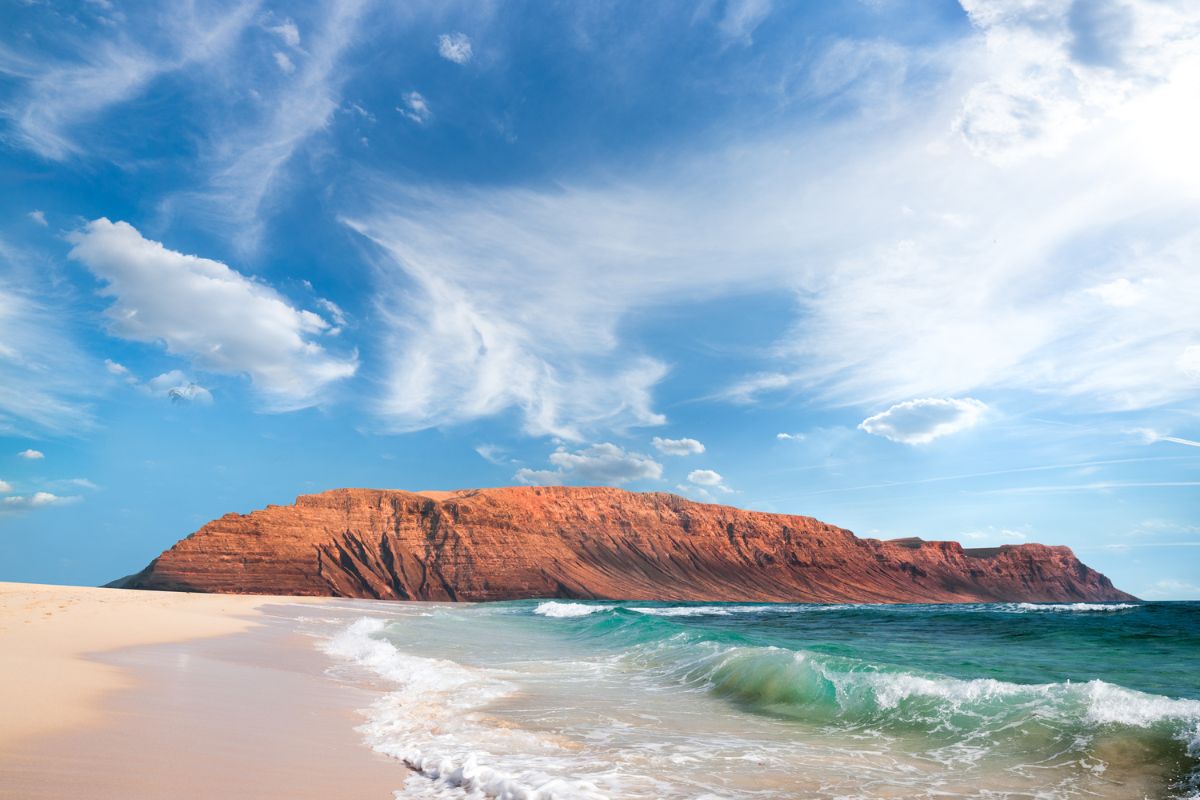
[
  {"xmin": 631, "ymin": 605, "xmax": 754, "ymax": 617},
  {"xmin": 533, "ymin": 601, "xmax": 616, "ymax": 618},
  {"xmin": 1005, "ymin": 602, "xmax": 1138, "ymax": 613},
  {"xmin": 323, "ymin": 617, "xmax": 610, "ymax": 799},
  {"xmin": 564, "ymin": 603, "xmax": 847, "ymax": 617}
]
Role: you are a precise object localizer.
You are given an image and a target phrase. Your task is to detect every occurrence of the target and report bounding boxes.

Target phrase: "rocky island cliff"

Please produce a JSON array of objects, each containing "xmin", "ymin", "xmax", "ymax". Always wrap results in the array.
[{"xmin": 112, "ymin": 486, "xmax": 1134, "ymax": 603}]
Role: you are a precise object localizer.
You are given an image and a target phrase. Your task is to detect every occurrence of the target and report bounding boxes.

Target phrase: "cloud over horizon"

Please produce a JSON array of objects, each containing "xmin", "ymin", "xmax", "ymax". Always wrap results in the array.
[{"xmin": 515, "ymin": 443, "xmax": 663, "ymax": 486}]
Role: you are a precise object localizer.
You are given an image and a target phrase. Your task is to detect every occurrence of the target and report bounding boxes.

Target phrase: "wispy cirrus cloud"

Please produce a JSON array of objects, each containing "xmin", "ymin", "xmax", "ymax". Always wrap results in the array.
[
  {"xmin": 164, "ymin": 0, "xmax": 373, "ymax": 248},
  {"xmin": 1133, "ymin": 428, "xmax": 1200, "ymax": 448},
  {"xmin": 336, "ymin": 0, "xmax": 1200, "ymax": 442},
  {"xmin": 0, "ymin": 0, "xmax": 259, "ymax": 160},
  {"xmin": 0, "ymin": 278, "xmax": 96, "ymax": 436}
]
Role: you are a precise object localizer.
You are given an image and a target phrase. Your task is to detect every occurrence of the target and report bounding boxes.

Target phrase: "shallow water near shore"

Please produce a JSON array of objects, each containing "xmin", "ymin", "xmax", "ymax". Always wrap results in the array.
[{"xmin": 316, "ymin": 600, "xmax": 1200, "ymax": 799}]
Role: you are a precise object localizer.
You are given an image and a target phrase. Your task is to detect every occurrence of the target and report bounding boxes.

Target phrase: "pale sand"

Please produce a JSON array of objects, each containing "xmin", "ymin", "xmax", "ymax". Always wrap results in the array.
[{"xmin": 0, "ymin": 582, "xmax": 407, "ymax": 799}]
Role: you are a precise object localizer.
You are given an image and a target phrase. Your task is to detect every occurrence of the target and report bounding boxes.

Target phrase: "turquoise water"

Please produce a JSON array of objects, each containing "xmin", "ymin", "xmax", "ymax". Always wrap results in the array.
[{"xmin": 323, "ymin": 600, "xmax": 1200, "ymax": 799}]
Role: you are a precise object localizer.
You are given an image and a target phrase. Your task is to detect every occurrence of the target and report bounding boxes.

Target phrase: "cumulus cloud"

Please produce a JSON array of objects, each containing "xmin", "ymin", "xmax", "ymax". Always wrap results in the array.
[
  {"xmin": 859, "ymin": 398, "xmax": 987, "ymax": 445},
  {"xmin": 437, "ymin": 32, "xmax": 472, "ymax": 64},
  {"xmin": 28, "ymin": 211, "xmax": 47, "ymax": 227},
  {"xmin": 147, "ymin": 371, "xmax": 214, "ymax": 405},
  {"xmin": 651, "ymin": 436, "xmax": 705, "ymax": 456},
  {"xmin": 776, "ymin": 432, "xmax": 805, "ymax": 441},
  {"xmin": 0, "ymin": 479, "xmax": 11, "ymax": 493},
  {"xmin": 399, "ymin": 91, "xmax": 432, "ymax": 124},
  {"xmin": 687, "ymin": 468, "xmax": 724, "ymax": 486},
  {"xmin": 17, "ymin": 449, "xmax": 44, "ymax": 459},
  {"xmin": 2, "ymin": 491, "xmax": 79, "ymax": 510},
  {"xmin": 67, "ymin": 219, "xmax": 356, "ymax": 409},
  {"xmin": 515, "ymin": 443, "xmax": 662, "ymax": 486},
  {"xmin": 681, "ymin": 468, "xmax": 732, "ymax": 499}
]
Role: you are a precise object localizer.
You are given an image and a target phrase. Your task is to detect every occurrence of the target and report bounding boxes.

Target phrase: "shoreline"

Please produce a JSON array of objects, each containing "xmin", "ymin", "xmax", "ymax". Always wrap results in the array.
[{"xmin": 0, "ymin": 582, "xmax": 407, "ymax": 799}]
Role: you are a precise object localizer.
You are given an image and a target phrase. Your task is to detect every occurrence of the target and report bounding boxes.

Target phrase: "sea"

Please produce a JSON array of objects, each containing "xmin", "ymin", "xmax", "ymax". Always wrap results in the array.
[{"xmin": 313, "ymin": 600, "xmax": 1200, "ymax": 800}]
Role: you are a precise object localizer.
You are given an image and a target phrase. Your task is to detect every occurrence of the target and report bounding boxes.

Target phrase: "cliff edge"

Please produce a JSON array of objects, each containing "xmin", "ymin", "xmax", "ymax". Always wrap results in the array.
[{"xmin": 112, "ymin": 486, "xmax": 1134, "ymax": 603}]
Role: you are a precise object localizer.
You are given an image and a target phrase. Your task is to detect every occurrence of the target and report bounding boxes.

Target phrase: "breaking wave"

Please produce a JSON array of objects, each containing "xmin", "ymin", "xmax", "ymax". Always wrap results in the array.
[
  {"xmin": 1003, "ymin": 602, "xmax": 1139, "ymax": 613},
  {"xmin": 533, "ymin": 601, "xmax": 617, "ymax": 618},
  {"xmin": 324, "ymin": 618, "xmax": 609, "ymax": 799}
]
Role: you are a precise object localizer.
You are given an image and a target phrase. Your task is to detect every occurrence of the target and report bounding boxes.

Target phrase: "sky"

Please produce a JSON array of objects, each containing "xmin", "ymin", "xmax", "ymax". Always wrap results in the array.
[{"xmin": 0, "ymin": 0, "xmax": 1198, "ymax": 599}]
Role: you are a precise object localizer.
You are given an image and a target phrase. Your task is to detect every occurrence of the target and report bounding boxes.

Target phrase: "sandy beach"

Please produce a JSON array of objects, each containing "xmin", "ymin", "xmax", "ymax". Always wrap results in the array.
[{"xmin": 0, "ymin": 582, "xmax": 406, "ymax": 799}]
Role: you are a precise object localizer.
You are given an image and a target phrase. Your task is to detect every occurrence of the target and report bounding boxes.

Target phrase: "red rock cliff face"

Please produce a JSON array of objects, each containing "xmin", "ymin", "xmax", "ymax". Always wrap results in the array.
[{"xmin": 113, "ymin": 486, "xmax": 1135, "ymax": 603}]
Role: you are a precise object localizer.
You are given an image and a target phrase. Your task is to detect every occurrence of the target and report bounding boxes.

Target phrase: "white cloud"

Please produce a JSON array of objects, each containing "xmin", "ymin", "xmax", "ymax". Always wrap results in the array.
[
  {"xmin": 147, "ymin": 371, "xmax": 214, "ymax": 405},
  {"xmin": 316, "ymin": 298, "xmax": 347, "ymax": 332},
  {"xmin": 344, "ymin": 206, "xmax": 670, "ymax": 439},
  {"xmin": 399, "ymin": 91, "xmax": 432, "ymax": 124},
  {"xmin": 268, "ymin": 19, "xmax": 301, "ymax": 48},
  {"xmin": 437, "ymin": 32, "xmax": 473, "ymax": 64},
  {"xmin": 651, "ymin": 436, "xmax": 705, "ymax": 456},
  {"xmin": 273, "ymin": 51, "xmax": 296, "ymax": 74},
  {"xmin": 341, "ymin": 0, "xmax": 1200, "ymax": 440},
  {"xmin": 859, "ymin": 398, "xmax": 987, "ymax": 445},
  {"xmin": 0, "ymin": 479, "xmax": 10, "ymax": 493},
  {"xmin": 687, "ymin": 468, "xmax": 724, "ymax": 486},
  {"xmin": 2, "ymin": 491, "xmax": 79, "ymax": 510},
  {"xmin": 1180, "ymin": 345, "xmax": 1200, "ymax": 379},
  {"xmin": 67, "ymin": 219, "xmax": 356, "ymax": 409},
  {"xmin": 719, "ymin": 372, "xmax": 791, "ymax": 404},
  {"xmin": 959, "ymin": 526, "xmax": 1029, "ymax": 544},
  {"xmin": 1133, "ymin": 428, "xmax": 1200, "ymax": 448},
  {"xmin": 17, "ymin": 449, "xmax": 44, "ymax": 460},
  {"xmin": 28, "ymin": 211, "xmax": 47, "ymax": 227},
  {"xmin": 1125, "ymin": 519, "xmax": 1200, "ymax": 538},
  {"xmin": 0, "ymin": 279, "xmax": 97, "ymax": 435},
  {"xmin": 717, "ymin": 0, "xmax": 773, "ymax": 46},
  {"xmin": 955, "ymin": 0, "xmax": 1200, "ymax": 163},
  {"xmin": 515, "ymin": 443, "xmax": 662, "ymax": 486},
  {"xmin": 104, "ymin": 358, "xmax": 140, "ymax": 386},
  {"xmin": 776, "ymin": 432, "xmax": 805, "ymax": 441},
  {"xmin": 1085, "ymin": 277, "xmax": 1146, "ymax": 307},
  {"xmin": 474, "ymin": 444, "xmax": 512, "ymax": 466},
  {"xmin": 163, "ymin": 0, "xmax": 370, "ymax": 249},
  {"xmin": 0, "ymin": 2, "xmax": 258, "ymax": 160}
]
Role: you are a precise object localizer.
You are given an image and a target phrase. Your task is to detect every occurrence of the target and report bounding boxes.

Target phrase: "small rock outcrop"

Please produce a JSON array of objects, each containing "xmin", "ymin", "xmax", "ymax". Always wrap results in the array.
[{"xmin": 112, "ymin": 486, "xmax": 1135, "ymax": 603}]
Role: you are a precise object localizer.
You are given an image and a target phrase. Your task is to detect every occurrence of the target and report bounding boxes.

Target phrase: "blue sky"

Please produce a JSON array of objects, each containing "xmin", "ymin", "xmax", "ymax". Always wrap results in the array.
[{"xmin": 1, "ymin": 0, "xmax": 1198, "ymax": 598}]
